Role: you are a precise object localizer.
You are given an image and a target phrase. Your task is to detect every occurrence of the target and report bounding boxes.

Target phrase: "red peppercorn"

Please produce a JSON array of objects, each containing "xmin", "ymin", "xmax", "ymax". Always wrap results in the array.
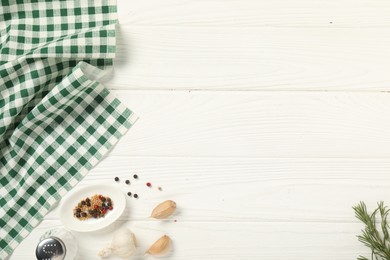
[
  {"xmin": 102, "ymin": 209, "xmax": 107, "ymax": 214},
  {"xmin": 146, "ymin": 182, "xmax": 152, "ymax": 187},
  {"xmin": 94, "ymin": 205, "xmax": 98, "ymax": 209},
  {"xmin": 109, "ymin": 206, "xmax": 113, "ymax": 210}
]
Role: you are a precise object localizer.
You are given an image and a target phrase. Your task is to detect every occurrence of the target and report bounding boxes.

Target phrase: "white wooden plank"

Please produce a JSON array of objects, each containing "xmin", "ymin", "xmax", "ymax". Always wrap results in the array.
[
  {"xmin": 104, "ymin": 26, "xmax": 390, "ymax": 91},
  {"xmin": 117, "ymin": 0, "xmax": 390, "ymax": 28},
  {"xmin": 107, "ymin": 91, "xmax": 390, "ymax": 158},
  {"xmin": 41, "ymin": 157, "xmax": 390, "ymax": 222},
  {"xmin": 10, "ymin": 220, "xmax": 366, "ymax": 259}
]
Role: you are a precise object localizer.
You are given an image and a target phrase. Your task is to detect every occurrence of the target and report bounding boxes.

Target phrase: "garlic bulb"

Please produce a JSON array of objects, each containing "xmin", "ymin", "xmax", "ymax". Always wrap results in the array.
[
  {"xmin": 145, "ymin": 235, "xmax": 172, "ymax": 257},
  {"xmin": 98, "ymin": 228, "xmax": 137, "ymax": 259}
]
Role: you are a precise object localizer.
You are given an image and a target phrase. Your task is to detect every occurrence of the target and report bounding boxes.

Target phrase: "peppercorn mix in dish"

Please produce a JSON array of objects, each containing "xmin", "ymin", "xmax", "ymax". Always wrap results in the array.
[{"xmin": 73, "ymin": 194, "xmax": 113, "ymax": 220}]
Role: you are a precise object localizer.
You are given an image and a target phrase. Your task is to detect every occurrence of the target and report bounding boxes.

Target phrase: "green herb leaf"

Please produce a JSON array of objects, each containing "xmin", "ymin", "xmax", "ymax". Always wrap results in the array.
[{"xmin": 353, "ymin": 201, "xmax": 390, "ymax": 260}]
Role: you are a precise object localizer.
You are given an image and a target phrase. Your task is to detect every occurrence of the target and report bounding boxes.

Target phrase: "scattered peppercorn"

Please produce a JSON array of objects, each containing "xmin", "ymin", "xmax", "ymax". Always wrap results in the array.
[
  {"xmin": 146, "ymin": 182, "xmax": 152, "ymax": 187},
  {"xmin": 127, "ymin": 192, "xmax": 132, "ymax": 197},
  {"xmin": 133, "ymin": 174, "xmax": 138, "ymax": 179},
  {"xmin": 125, "ymin": 180, "xmax": 130, "ymax": 184},
  {"xmin": 133, "ymin": 194, "xmax": 138, "ymax": 198},
  {"xmin": 114, "ymin": 177, "xmax": 119, "ymax": 182},
  {"xmin": 158, "ymin": 186, "xmax": 163, "ymax": 191}
]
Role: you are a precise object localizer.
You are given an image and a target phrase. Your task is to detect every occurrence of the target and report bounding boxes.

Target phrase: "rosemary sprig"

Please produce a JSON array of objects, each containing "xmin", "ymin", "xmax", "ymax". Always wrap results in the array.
[{"xmin": 353, "ymin": 201, "xmax": 390, "ymax": 260}]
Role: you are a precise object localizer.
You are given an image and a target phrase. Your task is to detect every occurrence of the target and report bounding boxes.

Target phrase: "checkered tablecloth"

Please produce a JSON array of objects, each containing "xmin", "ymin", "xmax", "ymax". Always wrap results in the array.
[{"xmin": 0, "ymin": 1, "xmax": 137, "ymax": 258}]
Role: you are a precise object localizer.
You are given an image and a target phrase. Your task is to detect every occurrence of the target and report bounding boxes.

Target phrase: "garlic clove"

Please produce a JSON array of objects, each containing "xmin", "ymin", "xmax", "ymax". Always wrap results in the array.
[
  {"xmin": 150, "ymin": 200, "xmax": 176, "ymax": 219},
  {"xmin": 145, "ymin": 235, "xmax": 172, "ymax": 256}
]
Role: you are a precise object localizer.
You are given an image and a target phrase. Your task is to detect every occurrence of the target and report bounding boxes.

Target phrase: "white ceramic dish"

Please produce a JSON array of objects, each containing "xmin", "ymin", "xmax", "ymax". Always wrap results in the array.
[{"xmin": 59, "ymin": 184, "xmax": 126, "ymax": 232}]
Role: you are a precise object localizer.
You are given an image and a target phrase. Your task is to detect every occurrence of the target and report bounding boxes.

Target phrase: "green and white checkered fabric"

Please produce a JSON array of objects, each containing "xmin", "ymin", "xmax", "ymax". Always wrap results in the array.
[{"xmin": 0, "ymin": 1, "xmax": 137, "ymax": 258}]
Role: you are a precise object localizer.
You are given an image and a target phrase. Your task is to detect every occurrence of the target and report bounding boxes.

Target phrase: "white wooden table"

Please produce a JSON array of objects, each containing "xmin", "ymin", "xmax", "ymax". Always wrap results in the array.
[{"xmin": 11, "ymin": 0, "xmax": 390, "ymax": 259}]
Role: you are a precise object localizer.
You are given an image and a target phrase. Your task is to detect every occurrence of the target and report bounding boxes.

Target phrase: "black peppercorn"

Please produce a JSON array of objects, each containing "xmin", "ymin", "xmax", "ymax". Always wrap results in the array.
[
  {"xmin": 114, "ymin": 177, "xmax": 119, "ymax": 182},
  {"xmin": 125, "ymin": 180, "xmax": 130, "ymax": 184},
  {"xmin": 133, "ymin": 174, "xmax": 138, "ymax": 179},
  {"xmin": 81, "ymin": 212, "xmax": 87, "ymax": 217},
  {"xmin": 127, "ymin": 192, "xmax": 132, "ymax": 197},
  {"xmin": 133, "ymin": 194, "xmax": 138, "ymax": 199}
]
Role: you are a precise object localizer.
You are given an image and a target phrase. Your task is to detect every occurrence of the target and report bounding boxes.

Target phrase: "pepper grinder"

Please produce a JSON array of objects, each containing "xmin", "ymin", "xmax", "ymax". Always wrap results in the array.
[{"xmin": 36, "ymin": 228, "xmax": 77, "ymax": 260}]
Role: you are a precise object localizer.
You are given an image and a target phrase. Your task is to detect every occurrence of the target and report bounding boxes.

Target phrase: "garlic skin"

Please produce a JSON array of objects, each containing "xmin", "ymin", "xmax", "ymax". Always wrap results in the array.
[
  {"xmin": 145, "ymin": 235, "xmax": 172, "ymax": 257},
  {"xmin": 150, "ymin": 200, "xmax": 177, "ymax": 219},
  {"xmin": 98, "ymin": 228, "xmax": 137, "ymax": 259},
  {"xmin": 98, "ymin": 246, "xmax": 113, "ymax": 258}
]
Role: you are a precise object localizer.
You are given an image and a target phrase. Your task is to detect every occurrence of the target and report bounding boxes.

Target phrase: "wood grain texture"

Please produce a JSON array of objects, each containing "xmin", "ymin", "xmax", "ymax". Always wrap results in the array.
[
  {"xmin": 117, "ymin": 0, "xmax": 390, "ymax": 28},
  {"xmin": 108, "ymin": 91, "xmax": 390, "ymax": 158},
  {"xmin": 13, "ymin": 220, "xmax": 366, "ymax": 260},
  {"xmin": 103, "ymin": 26, "xmax": 390, "ymax": 91},
  {"xmin": 42, "ymin": 157, "xmax": 390, "ymax": 222}
]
